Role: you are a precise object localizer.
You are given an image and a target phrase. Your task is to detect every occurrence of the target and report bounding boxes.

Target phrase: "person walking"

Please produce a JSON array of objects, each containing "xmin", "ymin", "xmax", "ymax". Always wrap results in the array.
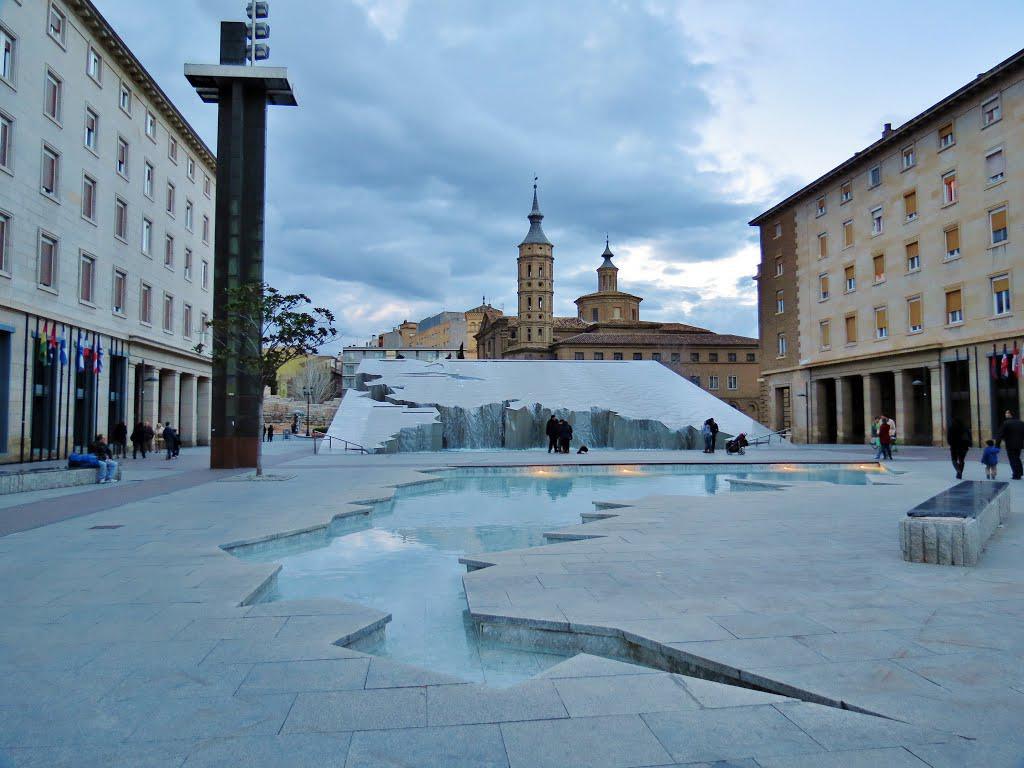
[
  {"xmin": 111, "ymin": 421, "xmax": 128, "ymax": 458},
  {"xmin": 981, "ymin": 440, "xmax": 1000, "ymax": 480},
  {"xmin": 947, "ymin": 417, "xmax": 971, "ymax": 479},
  {"xmin": 997, "ymin": 410, "xmax": 1024, "ymax": 479},
  {"xmin": 701, "ymin": 420, "xmax": 712, "ymax": 453},
  {"xmin": 130, "ymin": 421, "xmax": 147, "ymax": 459},
  {"xmin": 546, "ymin": 415, "xmax": 559, "ymax": 454},
  {"xmin": 707, "ymin": 418, "xmax": 720, "ymax": 454},
  {"xmin": 89, "ymin": 434, "xmax": 118, "ymax": 484},
  {"xmin": 267, "ymin": 424, "xmax": 275, "ymax": 443},
  {"xmin": 162, "ymin": 422, "xmax": 177, "ymax": 460},
  {"xmin": 875, "ymin": 415, "xmax": 893, "ymax": 461},
  {"xmin": 144, "ymin": 422, "xmax": 155, "ymax": 454}
]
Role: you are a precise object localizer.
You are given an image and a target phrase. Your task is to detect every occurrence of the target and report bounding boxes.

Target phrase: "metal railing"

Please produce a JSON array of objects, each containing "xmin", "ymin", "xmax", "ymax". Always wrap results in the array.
[
  {"xmin": 747, "ymin": 428, "xmax": 791, "ymax": 446},
  {"xmin": 312, "ymin": 432, "xmax": 369, "ymax": 455}
]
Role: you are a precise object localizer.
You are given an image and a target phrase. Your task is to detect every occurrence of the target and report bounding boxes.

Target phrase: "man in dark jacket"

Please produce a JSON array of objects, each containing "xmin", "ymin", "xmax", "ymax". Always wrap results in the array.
[
  {"xmin": 130, "ymin": 422, "xmax": 147, "ymax": 459},
  {"xmin": 111, "ymin": 421, "xmax": 128, "ymax": 458},
  {"xmin": 162, "ymin": 422, "xmax": 177, "ymax": 460},
  {"xmin": 546, "ymin": 415, "xmax": 559, "ymax": 454},
  {"xmin": 947, "ymin": 417, "xmax": 971, "ymax": 479},
  {"xmin": 558, "ymin": 419, "xmax": 573, "ymax": 454},
  {"xmin": 707, "ymin": 418, "xmax": 720, "ymax": 454},
  {"xmin": 997, "ymin": 410, "xmax": 1024, "ymax": 479}
]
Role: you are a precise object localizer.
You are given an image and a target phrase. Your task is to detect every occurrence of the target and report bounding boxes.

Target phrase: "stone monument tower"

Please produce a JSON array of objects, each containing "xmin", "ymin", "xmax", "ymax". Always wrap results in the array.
[{"xmin": 514, "ymin": 182, "xmax": 555, "ymax": 357}]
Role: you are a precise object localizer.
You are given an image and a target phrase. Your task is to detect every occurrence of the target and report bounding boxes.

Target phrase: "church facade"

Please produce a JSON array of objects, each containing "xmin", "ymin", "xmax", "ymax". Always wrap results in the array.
[{"xmin": 475, "ymin": 187, "xmax": 763, "ymax": 420}]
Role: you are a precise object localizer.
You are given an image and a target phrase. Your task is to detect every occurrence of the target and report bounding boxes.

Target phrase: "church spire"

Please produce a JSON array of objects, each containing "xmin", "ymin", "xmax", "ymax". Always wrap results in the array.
[{"xmin": 520, "ymin": 177, "xmax": 552, "ymax": 246}]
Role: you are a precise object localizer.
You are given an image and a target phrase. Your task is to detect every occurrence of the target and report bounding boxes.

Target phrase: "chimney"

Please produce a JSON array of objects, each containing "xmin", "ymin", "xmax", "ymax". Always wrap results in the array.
[{"xmin": 882, "ymin": 122, "xmax": 893, "ymax": 138}]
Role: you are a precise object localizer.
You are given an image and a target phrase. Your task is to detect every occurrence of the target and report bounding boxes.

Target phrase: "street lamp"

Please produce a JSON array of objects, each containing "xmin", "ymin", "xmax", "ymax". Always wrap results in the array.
[{"xmin": 302, "ymin": 386, "xmax": 311, "ymax": 437}]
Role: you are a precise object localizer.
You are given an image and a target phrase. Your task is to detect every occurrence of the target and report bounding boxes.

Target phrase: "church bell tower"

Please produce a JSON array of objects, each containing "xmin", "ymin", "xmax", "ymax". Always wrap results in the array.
[{"xmin": 515, "ymin": 181, "xmax": 555, "ymax": 356}]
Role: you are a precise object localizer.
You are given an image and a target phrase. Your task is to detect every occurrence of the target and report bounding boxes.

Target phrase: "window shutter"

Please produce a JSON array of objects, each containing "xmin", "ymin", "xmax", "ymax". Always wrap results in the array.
[
  {"xmin": 987, "ymin": 150, "xmax": 1005, "ymax": 177},
  {"xmin": 875, "ymin": 308, "xmax": 887, "ymax": 329},
  {"xmin": 945, "ymin": 289, "xmax": 962, "ymax": 314},
  {"xmin": 845, "ymin": 315, "xmax": 856, "ymax": 342},
  {"xmin": 908, "ymin": 299, "xmax": 922, "ymax": 327},
  {"xmin": 873, "ymin": 254, "xmax": 884, "ymax": 279},
  {"xmin": 819, "ymin": 235, "xmax": 827, "ymax": 257},
  {"xmin": 845, "ymin": 265, "xmax": 854, "ymax": 281},
  {"xmin": 821, "ymin": 275, "xmax": 829, "ymax": 294},
  {"xmin": 906, "ymin": 241, "xmax": 919, "ymax": 259},
  {"xmin": 904, "ymin": 191, "xmax": 917, "ymax": 216},
  {"xmin": 991, "ymin": 208, "xmax": 1008, "ymax": 232},
  {"xmin": 945, "ymin": 227, "xmax": 960, "ymax": 251},
  {"xmin": 993, "ymin": 275, "xmax": 1010, "ymax": 294}
]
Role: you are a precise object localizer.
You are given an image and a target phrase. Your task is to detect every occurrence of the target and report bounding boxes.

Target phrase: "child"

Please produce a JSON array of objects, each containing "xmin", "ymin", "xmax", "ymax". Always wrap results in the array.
[{"xmin": 981, "ymin": 439, "xmax": 1000, "ymax": 480}]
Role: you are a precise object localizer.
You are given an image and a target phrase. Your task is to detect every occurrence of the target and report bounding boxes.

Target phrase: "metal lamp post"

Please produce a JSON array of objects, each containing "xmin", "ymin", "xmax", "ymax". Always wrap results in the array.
[{"xmin": 303, "ymin": 386, "xmax": 311, "ymax": 436}]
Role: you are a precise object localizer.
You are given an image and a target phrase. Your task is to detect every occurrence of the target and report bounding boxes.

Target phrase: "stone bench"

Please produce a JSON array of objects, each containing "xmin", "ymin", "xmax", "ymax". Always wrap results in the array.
[
  {"xmin": 899, "ymin": 481, "xmax": 1010, "ymax": 566},
  {"xmin": 0, "ymin": 465, "xmax": 122, "ymax": 496}
]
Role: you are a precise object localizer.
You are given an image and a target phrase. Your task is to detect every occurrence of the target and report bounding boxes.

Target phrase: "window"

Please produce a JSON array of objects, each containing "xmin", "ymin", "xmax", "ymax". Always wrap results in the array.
[
  {"xmin": 1, "ymin": 27, "xmax": 14, "ymax": 85},
  {"xmin": 727, "ymin": 352, "xmax": 737, "ymax": 362},
  {"xmin": 816, "ymin": 197, "xmax": 826, "ymax": 216},
  {"xmin": 141, "ymin": 217, "xmax": 152, "ymax": 255},
  {"xmin": 184, "ymin": 248, "xmax": 192, "ymax": 280},
  {"xmin": 0, "ymin": 211, "xmax": 8, "ymax": 273},
  {"xmin": 184, "ymin": 200, "xmax": 194, "ymax": 231},
  {"xmin": 938, "ymin": 122, "xmax": 954, "ymax": 149},
  {"xmin": 86, "ymin": 46, "xmax": 102, "ymax": 83},
  {"xmin": 774, "ymin": 258, "xmax": 783, "ymax": 277},
  {"xmin": 613, "ymin": 352, "xmax": 623, "ymax": 360},
  {"xmin": 992, "ymin": 274, "xmax": 1011, "ymax": 315},
  {"xmin": 114, "ymin": 197, "xmax": 128, "ymax": 240},
  {"xmin": 202, "ymin": 215, "xmax": 210, "ymax": 244},
  {"xmin": 746, "ymin": 353, "xmax": 755, "ymax": 362},
  {"xmin": 868, "ymin": 165, "xmax": 881, "ymax": 187},
  {"xmin": 652, "ymin": 352, "xmax": 662, "ymax": 362},
  {"xmin": 538, "ymin": 297, "xmax": 544, "ymax": 310},
  {"xmin": 901, "ymin": 146, "xmax": 915, "ymax": 169},
  {"xmin": 183, "ymin": 303, "xmax": 193, "ymax": 339},
  {"xmin": 690, "ymin": 352, "xmax": 699, "ymax": 362},
  {"xmin": 593, "ymin": 352, "xmax": 604, "ymax": 360},
  {"xmin": 203, "ymin": 173, "xmax": 211, "ymax": 198},
  {"xmin": 48, "ymin": 4, "xmax": 67, "ymax": 46},
  {"xmin": 773, "ymin": 222, "xmax": 782, "ymax": 238},
  {"xmin": 944, "ymin": 226, "xmax": 960, "ymax": 259},
  {"xmin": 906, "ymin": 241, "xmax": 920, "ymax": 272},
  {"xmin": 709, "ymin": 352, "xmax": 719, "ymax": 362},
  {"xmin": 689, "ymin": 376, "xmax": 700, "ymax": 386},
  {"xmin": 144, "ymin": 162, "xmax": 154, "ymax": 198},
  {"xmin": 727, "ymin": 375, "xmax": 738, "ymax": 391},
  {"xmin": 201, "ymin": 259, "xmax": 209, "ymax": 290},
  {"xmin": 116, "ymin": 137, "xmax": 129, "ymax": 178},
  {"xmin": 81, "ymin": 175, "xmax": 97, "ymax": 222},
  {"xmin": 844, "ymin": 264, "xmax": 856, "ymax": 292},
  {"xmin": 844, "ymin": 314, "xmax": 857, "ymax": 344},
  {"xmin": 842, "ymin": 219, "xmax": 853, "ymax": 248},
  {"xmin": 873, "ymin": 253, "xmax": 885, "ymax": 283},
  {"xmin": 775, "ymin": 290, "xmax": 784, "ymax": 314},
  {"xmin": 818, "ymin": 273, "xmax": 830, "ymax": 300},
  {"xmin": 140, "ymin": 283, "xmax": 152, "ymax": 324},
  {"xmin": 168, "ymin": 137, "xmax": 178, "ymax": 163},
  {"xmin": 874, "ymin": 306, "xmax": 888, "ymax": 339},
  {"xmin": 44, "ymin": 70, "xmax": 62, "ymax": 123},
  {"xmin": 38, "ymin": 233, "xmax": 57, "ymax": 288},
  {"xmin": 573, "ymin": 352, "xmax": 584, "ymax": 360},
  {"xmin": 813, "ymin": 233, "xmax": 828, "ymax": 260},
  {"xmin": 0, "ymin": 113, "xmax": 10, "ymax": 170},
  {"xmin": 166, "ymin": 182, "xmax": 175, "ymax": 215},
  {"xmin": 819, "ymin": 320, "xmax": 831, "ymax": 350},
  {"xmin": 945, "ymin": 288, "xmax": 963, "ymax": 324},
  {"xmin": 164, "ymin": 234, "xmax": 174, "ymax": 268},
  {"xmin": 79, "ymin": 252, "xmax": 95, "ymax": 303},
  {"xmin": 840, "ymin": 181, "xmax": 852, "ymax": 203},
  {"xmin": 870, "ymin": 206, "xmax": 883, "ymax": 235},
  {"xmin": 989, "ymin": 206, "xmax": 1008, "ymax": 245},
  {"xmin": 145, "ymin": 110, "xmax": 156, "ymax": 140},
  {"xmin": 708, "ymin": 375, "xmax": 720, "ymax": 390},
  {"xmin": 670, "ymin": 353, "xmax": 680, "ymax": 362},
  {"xmin": 119, "ymin": 81, "xmax": 132, "ymax": 113},
  {"xmin": 903, "ymin": 190, "xmax": 917, "ymax": 221},
  {"xmin": 163, "ymin": 293, "xmax": 174, "ymax": 332},
  {"xmin": 41, "ymin": 145, "xmax": 59, "ymax": 198},
  {"xmin": 199, "ymin": 312, "xmax": 209, "ymax": 342},
  {"xmin": 632, "ymin": 352, "xmax": 642, "ymax": 360},
  {"xmin": 777, "ymin": 334, "xmax": 787, "ymax": 356},
  {"xmin": 942, "ymin": 171, "xmax": 957, "ymax": 205},
  {"xmin": 113, "ymin": 269, "xmax": 126, "ymax": 315},
  {"xmin": 908, "ymin": 296, "xmax": 923, "ymax": 333},
  {"xmin": 186, "ymin": 156, "xmax": 195, "ymax": 181},
  {"xmin": 526, "ymin": 297, "xmax": 532, "ymax": 309},
  {"xmin": 982, "ymin": 95, "xmax": 1001, "ymax": 127},
  {"xmin": 986, "ymin": 148, "xmax": 1006, "ymax": 184}
]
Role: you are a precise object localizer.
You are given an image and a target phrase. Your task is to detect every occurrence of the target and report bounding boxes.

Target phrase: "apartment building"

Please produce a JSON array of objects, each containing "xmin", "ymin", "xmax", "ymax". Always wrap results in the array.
[
  {"xmin": 0, "ymin": 0, "xmax": 215, "ymax": 462},
  {"xmin": 752, "ymin": 48, "xmax": 1024, "ymax": 446}
]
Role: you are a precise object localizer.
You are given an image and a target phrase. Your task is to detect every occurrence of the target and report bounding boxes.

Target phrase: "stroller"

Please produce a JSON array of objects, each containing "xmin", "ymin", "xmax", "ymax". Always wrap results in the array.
[{"xmin": 725, "ymin": 433, "xmax": 749, "ymax": 455}]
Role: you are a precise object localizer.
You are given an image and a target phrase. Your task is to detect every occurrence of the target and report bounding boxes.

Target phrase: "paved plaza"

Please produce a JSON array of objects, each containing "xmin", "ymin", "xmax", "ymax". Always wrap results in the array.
[{"xmin": 1, "ymin": 443, "xmax": 1022, "ymax": 766}]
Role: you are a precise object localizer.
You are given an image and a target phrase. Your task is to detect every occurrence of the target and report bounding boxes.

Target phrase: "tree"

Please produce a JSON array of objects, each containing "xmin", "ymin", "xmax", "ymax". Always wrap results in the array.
[
  {"xmin": 291, "ymin": 358, "xmax": 336, "ymax": 403},
  {"xmin": 195, "ymin": 282, "xmax": 337, "ymax": 476}
]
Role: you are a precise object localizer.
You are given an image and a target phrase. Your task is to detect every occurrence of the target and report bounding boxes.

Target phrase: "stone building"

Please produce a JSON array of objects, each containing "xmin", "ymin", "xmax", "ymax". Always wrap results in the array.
[
  {"xmin": 0, "ymin": 0, "xmax": 216, "ymax": 463},
  {"xmin": 752, "ymin": 47, "xmax": 1024, "ymax": 446},
  {"xmin": 476, "ymin": 187, "xmax": 762, "ymax": 419}
]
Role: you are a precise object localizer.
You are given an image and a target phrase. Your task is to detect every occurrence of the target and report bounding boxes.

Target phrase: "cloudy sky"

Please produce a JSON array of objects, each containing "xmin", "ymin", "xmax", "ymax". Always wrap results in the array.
[{"xmin": 99, "ymin": 0, "xmax": 1024, "ymax": 350}]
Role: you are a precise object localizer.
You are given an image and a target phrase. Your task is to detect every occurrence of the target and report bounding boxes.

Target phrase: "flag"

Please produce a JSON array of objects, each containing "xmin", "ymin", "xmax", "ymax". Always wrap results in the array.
[
  {"xmin": 48, "ymin": 323, "xmax": 57, "ymax": 364},
  {"xmin": 38, "ymin": 322, "xmax": 48, "ymax": 365},
  {"xmin": 75, "ymin": 334, "xmax": 84, "ymax": 372},
  {"xmin": 992, "ymin": 345, "xmax": 1000, "ymax": 380},
  {"xmin": 58, "ymin": 327, "xmax": 68, "ymax": 367},
  {"xmin": 1002, "ymin": 352, "xmax": 1011, "ymax": 380},
  {"xmin": 1017, "ymin": 342, "xmax": 1024, "ymax": 378},
  {"xmin": 1014, "ymin": 342, "xmax": 1021, "ymax": 380},
  {"xmin": 94, "ymin": 337, "xmax": 103, "ymax": 374}
]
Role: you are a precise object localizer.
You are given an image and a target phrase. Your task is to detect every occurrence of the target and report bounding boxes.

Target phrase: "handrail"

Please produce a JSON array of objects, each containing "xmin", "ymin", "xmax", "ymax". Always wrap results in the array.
[
  {"xmin": 747, "ymin": 428, "xmax": 791, "ymax": 446},
  {"xmin": 312, "ymin": 432, "xmax": 369, "ymax": 455}
]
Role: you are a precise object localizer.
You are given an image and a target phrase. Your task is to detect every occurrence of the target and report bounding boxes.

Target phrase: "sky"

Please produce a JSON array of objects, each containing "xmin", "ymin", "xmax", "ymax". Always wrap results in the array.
[{"xmin": 97, "ymin": 0, "xmax": 1024, "ymax": 352}]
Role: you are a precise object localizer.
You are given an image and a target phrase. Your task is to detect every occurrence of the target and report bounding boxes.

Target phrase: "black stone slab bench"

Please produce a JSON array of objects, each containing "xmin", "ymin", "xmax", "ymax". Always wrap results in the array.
[
  {"xmin": 899, "ymin": 481, "xmax": 1010, "ymax": 566},
  {"xmin": 0, "ymin": 465, "xmax": 121, "ymax": 496}
]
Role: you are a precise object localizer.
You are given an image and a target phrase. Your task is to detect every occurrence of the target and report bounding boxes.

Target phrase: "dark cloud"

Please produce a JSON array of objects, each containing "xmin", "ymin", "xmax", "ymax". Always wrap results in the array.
[{"xmin": 99, "ymin": 0, "xmax": 762, "ymax": 349}]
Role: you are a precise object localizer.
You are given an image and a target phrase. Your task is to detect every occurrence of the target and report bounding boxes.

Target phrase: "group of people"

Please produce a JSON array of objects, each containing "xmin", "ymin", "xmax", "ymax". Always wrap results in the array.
[
  {"xmin": 701, "ymin": 418, "xmax": 719, "ymax": 453},
  {"xmin": 545, "ymin": 416, "xmax": 576, "ymax": 454},
  {"xmin": 949, "ymin": 410, "xmax": 1024, "ymax": 481},
  {"xmin": 871, "ymin": 415, "xmax": 897, "ymax": 460},
  {"xmin": 263, "ymin": 424, "xmax": 276, "ymax": 442}
]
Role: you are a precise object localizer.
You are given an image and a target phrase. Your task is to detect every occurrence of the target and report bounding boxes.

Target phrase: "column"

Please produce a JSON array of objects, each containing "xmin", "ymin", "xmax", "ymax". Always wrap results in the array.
[
  {"xmin": 125, "ymin": 363, "xmax": 137, "ymax": 430},
  {"xmin": 179, "ymin": 374, "xmax": 197, "ymax": 447},
  {"xmin": 929, "ymin": 366, "xmax": 944, "ymax": 446},
  {"xmin": 812, "ymin": 380, "xmax": 829, "ymax": 443},
  {"xmin": 159, "ymin": 369, "xmax": 180, "ymax": 431},
  {"xmin": 894, "ymin": 370, "xmax": 912, "ymax": 444},
  {"xmin": 142, "ymin": 365, "xmax": 160, "ymax": 427},
  {"xmin": 836, "ymin": 377, "xmax": 851, "ymax": 443},
  {"xmin": 863, "ymin": 373, "xmax": 880, "ymax": 439},
  {"xmin": 196, "ymin": 377, "xmax": 212, "ymax": 446}
]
